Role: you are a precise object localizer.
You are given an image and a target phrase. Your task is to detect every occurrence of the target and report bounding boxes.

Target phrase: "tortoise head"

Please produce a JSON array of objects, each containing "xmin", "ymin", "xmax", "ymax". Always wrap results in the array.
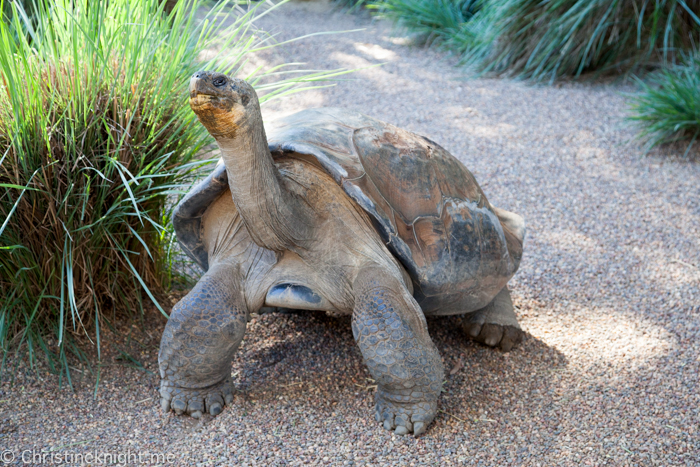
[{"xmin": 189, "ymin": 71, "xmax": 258, "ymax": 139}]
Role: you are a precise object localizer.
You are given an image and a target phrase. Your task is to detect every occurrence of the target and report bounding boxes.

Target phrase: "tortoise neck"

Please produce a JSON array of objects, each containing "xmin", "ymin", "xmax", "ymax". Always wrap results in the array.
[{"xmin": 215, "ymin": 108, "xmax": 309, "ymax": 251}]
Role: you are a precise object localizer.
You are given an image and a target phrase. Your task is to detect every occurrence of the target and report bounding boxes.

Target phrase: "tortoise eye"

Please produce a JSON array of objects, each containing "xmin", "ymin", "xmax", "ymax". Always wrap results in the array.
[{"xmin": 212, "ymin": 76, "xmax": 227, "ymax": 87}]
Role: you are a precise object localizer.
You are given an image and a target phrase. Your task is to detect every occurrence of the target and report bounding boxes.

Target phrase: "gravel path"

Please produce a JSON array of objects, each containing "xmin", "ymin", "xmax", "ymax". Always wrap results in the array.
[{"xmin": 2, "ymin": 1, "xmax": 699, "ymax": 465}]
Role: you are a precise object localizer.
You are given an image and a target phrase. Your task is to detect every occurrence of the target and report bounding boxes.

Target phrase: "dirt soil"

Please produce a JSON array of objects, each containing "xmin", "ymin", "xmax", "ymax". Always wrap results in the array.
[{"xmin": 1, "ymin": 1, "xmax": 699, "ymax": 466}]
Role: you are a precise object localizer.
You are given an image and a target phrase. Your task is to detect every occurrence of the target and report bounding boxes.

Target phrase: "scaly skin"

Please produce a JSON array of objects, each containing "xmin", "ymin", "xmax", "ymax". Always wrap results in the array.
[
  {"xmin": 158, "ymin": 262, "xmax": 246, "ymax": 418},
  {"xmin": 352, "ymin": 268, "xmax": 444, "ymax": 436},
  {"xmin": 462, "ymin": 287, "xmax": 523, "ymax": 351}
]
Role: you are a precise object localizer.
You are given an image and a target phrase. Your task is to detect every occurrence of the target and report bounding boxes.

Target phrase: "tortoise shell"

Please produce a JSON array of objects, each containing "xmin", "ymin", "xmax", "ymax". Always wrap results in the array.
[{"xmin": 174, "ymin": 108, "xmax": 525, "ymax": 314}]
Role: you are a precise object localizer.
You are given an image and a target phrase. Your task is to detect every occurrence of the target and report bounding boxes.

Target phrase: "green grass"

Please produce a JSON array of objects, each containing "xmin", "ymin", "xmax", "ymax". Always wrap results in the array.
[
  {"xmin": 628, "ymin": 52, "xmax": 700, "ymax": 154},
  {"xmin": 360, "ymin": 0, "xmax": 700, "ymax": 149},
  {"xmin": 459, "ymin": 0, "xmax": 700, "ymax": 81},
  {"xmin": 0, "ymin": 0, "xmax": 346, "ymax": 385},
  {"xmin": 358, "ymin": 0, "xmax": 700, "ymax": 81},
  {"xmin": 372, "ymin": 0, "xmax": 482, "ymax": 50},
  {"xmin": 333, "ymin": 0, "xmax": 377, "ymax": 13}
]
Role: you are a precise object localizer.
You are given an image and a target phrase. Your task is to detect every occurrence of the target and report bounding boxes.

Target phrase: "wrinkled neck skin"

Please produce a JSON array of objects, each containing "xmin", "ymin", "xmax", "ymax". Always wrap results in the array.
[{"xmin": 215, "ymin": 110, "xmax": 311, "ymax": 252}]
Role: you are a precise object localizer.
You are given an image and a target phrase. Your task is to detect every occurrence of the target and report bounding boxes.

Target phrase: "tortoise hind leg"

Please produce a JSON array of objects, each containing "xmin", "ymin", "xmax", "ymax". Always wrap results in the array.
[{"xmin": 461, "ymin": 287, "xmax": 523, "ymax": 351}]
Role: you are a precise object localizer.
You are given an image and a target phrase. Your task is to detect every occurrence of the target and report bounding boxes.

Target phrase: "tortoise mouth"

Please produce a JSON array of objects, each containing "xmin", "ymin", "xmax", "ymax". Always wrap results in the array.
[{"xmin": 189, "ymin": 93, "xmax": 219, "ymax": 110}]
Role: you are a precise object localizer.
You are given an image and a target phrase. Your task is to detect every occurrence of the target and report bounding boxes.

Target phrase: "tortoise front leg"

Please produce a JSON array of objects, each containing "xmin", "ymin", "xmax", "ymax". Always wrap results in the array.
[
  {"xmin": 352, "ymin": 267, "xmax": 444, "ymax": 436},
  {"xmin": 158, "ymin": 262, "xmax": 247, "ymax": 418}
]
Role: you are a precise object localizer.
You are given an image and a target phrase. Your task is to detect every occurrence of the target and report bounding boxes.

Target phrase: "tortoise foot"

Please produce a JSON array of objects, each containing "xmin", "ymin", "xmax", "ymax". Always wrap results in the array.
[
  {"xmin": 374, "ymin": 388, "xmax": 437, "ymax": 436},
  {"xmin": 462, "ymin": 287, "xmax": 523, "ymax": 351},
  {"xmin": 463, "ymin": 322, "xmax": 523, "ymax": 351},
  {"xmin": 160, "ymin": 376, "xmax": 234, "ymax": 418}
]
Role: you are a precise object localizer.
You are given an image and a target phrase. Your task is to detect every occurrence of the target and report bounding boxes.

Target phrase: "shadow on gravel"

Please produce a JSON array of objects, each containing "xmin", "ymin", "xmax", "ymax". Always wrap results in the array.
[{"xmin": 232, "ymin": 308, "xmax": 569, "ymax": 424}]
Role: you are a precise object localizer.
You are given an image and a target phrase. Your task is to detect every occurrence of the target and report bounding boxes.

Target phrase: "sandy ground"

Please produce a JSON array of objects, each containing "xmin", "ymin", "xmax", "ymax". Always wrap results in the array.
[{"xmin": 2, "ymin": 1, "xmax": 699, "ymax": 466}]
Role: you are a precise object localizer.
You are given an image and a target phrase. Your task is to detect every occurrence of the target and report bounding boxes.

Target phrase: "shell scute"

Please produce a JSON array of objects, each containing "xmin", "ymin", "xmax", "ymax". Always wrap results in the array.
[{"xmin": 353, "ymin": 126, "xmax": 443, "ymax": 224}]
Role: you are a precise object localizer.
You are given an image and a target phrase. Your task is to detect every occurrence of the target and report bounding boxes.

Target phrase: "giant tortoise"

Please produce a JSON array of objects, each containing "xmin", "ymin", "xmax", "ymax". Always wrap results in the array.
[{"xmin": 158, "ymin": 71, "xmax": 526, "ymax": 436}]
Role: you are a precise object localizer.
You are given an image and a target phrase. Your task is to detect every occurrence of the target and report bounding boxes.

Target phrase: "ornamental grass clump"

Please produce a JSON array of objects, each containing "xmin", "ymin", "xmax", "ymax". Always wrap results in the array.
[
  {"xmin": 464, "ymin": 0, "xmax": 700, "ymax": 82},
  {"xmin": 0, "ymin": 0, "xmax": 341, "ymax": 383},
  {"xmin": 373, "ymin": 0, "xmax": 482, "ymax": 50},
  {"xmin": 628, "ymin": 53, "xmax": 700, "ymax": 154}
]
